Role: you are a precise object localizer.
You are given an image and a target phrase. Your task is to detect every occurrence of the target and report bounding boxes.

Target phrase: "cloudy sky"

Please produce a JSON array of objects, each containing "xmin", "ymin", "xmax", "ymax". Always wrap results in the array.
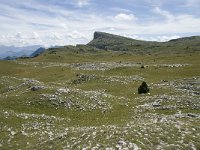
[{"xmin": 0, "ymin": 0, "xmax": 200, "ymax": 47}]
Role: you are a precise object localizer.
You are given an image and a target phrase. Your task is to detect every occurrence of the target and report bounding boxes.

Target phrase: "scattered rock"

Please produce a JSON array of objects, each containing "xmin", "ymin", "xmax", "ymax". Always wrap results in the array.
[
  {"xmin": 138, "ymin": 81, "xmax": 150, "ymax": 94},
  {"xmin": 187, "ymin": 113, "xmax": 198, "ymax": 118},
  {"xmin": 152, "ymin": 102, "xmax": 161, "ymax": 107},
  {"xmin": 141, "ymin": 65, "xmax": 145, "ymax": 69},
  {"xmin": 11, "ymin": 131, "xmax": 16, "ymax": 136},
  {"xmin": 72, "ymin": 74, "xmax": 95, "ymax": 84},
  {"xmin": 162, "ymin": 80, "xmax": 168, "ymax": 82},
  {"xmin": 31, "ymin": 86, "xmax": 44, "ymax": 91}
]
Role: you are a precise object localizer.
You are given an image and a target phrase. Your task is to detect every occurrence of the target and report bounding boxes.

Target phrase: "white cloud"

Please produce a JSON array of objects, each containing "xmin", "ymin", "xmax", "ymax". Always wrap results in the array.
[
  {"xmin": 122, "ymin": 34, "xmax": 180, "ymax": 42},
  {"xmin": 115, "ymin": 13, "xmax": 137, "ymax": 21},
  {"xmin": 67, "ymin": 31, "xmax": 88, "ymax": 40},
  {"xmin": 186, "ymin": 0, "xmax": 200, "ymax": 6},
  {"xmin": 76, "ymin": 0, "xmax": 90, "ymax": 7},
  {"xmin": 32, "ymin": 32, "xmax": 40, "ymax": 39},
  {"xmin": 15, "ymin": 32, "xmax": 24, "ymax": 39},
  {"xmin": 153, "ymin": 7, "xmax": 174, "ymax": 21},
  {"xmin": 111, "ymin": 7, "xmax": 133, "ymax": 13},
  {"xmin": 158, "ymin": 35, "xmax": 180, "ymax": 42}
]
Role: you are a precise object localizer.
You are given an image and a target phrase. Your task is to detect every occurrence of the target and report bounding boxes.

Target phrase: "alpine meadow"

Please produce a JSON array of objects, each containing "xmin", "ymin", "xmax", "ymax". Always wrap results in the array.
[
  {"xmin": 0, "ymin": 0, "xmax": 200, "ymax": 149},
  {"xmin": 0, "ymin": 32, "xmax": 200, "ymax": 149}
]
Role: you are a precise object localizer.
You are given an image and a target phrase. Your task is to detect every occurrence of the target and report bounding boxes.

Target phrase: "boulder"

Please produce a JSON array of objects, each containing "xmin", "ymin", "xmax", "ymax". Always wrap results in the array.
[
  {"xmin": 138, "ymin": 81, "xmax": 150, "ymax": 94},
  {"xmin": 141, "ymin": 65, "xmax": 145, "ymax": 69},
  {"xmin": 31, "ymin": 86, "xmax": 43, "ymax": 91}
]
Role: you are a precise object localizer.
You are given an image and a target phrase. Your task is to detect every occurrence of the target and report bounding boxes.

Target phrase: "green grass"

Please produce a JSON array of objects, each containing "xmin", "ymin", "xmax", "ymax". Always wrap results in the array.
[{"xmin": 0, "ymin": 49, "xmax": 200, "ymax": 149}]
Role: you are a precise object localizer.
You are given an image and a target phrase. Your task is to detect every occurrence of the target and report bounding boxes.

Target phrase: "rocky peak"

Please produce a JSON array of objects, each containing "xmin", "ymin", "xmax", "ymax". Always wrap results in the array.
[
  {"xmin": 93, "ymin": 31, "xmax": 133, "ymax": 41},
  {"xmin": 94, "ymin": 32, "xmax": 106, "ymax": 39}
]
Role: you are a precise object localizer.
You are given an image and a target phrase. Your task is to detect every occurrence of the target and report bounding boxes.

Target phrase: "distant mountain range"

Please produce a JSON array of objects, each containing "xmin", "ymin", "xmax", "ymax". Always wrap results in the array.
[
  {"xmin": 29, "ymin": 47, "xmax": 46, "ymax": 58},
  {"xmin": 0, "ymin": 45, "xmax": 45, "ymax": 60}
]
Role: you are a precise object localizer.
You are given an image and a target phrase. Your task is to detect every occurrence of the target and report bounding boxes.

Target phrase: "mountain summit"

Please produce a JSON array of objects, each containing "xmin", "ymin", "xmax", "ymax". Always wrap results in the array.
[
  {"xmin": 88, "ymin": 31, "xmax": 200, "ymax": 53},
  {"xmin": 88, "ymin": 32, "xmax": 158, "ymax": 51},
  {"xmin": 88, "ymin": 31, "xmax": 146, "ymax": 50},
  {"xmin": 93, "ymin": 31, "xmax": 132, "ymax": 40}
]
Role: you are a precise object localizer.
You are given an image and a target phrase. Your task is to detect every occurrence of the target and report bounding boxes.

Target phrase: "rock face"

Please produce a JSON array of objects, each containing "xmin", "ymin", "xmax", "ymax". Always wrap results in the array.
[
  {"xmin": 138, "ymin": 81, "xmax": 150, "ymax": 94},
  {"xmin": 94, "ymin": 32, "xmax": 104, "ymax": 39},
  {"xmin": 93, "ymin": 31, "xmax": 120, "ymax": 40}
]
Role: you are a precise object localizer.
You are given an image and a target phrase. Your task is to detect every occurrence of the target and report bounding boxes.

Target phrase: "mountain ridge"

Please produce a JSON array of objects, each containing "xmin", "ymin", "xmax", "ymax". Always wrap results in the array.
[
  {"xmin": 92, "ymin": 31, "xmax": 200, "ymax": 43},
  {"xmin": 87, "ymin": 31, "xmax": 200, "ymax": 53},
  {"xmin": 30, "ymin": 47, "xmax": 46, "ymax": 58}
]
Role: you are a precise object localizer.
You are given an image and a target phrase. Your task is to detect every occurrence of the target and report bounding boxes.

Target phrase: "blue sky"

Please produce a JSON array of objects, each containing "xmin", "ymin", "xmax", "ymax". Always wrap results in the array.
[{"xmin": 0, "ymin": 0, "xmax": 200, "ymax": 47}]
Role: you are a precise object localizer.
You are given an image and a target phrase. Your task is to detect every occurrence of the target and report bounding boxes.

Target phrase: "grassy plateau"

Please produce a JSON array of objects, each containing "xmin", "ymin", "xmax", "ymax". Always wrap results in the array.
[{"xmin": 0, "ymin": 32, "xmax": 200, "ymax": 149}]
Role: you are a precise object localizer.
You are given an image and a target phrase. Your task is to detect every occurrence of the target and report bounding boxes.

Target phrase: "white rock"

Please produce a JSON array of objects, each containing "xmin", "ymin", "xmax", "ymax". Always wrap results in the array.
[
  {"xmin": 21, "ymin": 131, "xmax": 28, "ymax": 136},
  {"xmin": 58, "ymin": 88, "xmax": 70, "ymax": 94},
  {"xmin": 11, "ymin": 131, "xmax": 16, "ymax": 136},
  {"xmin": 92, "ymin": 132, "xmax": 96, "ymax": 136}
]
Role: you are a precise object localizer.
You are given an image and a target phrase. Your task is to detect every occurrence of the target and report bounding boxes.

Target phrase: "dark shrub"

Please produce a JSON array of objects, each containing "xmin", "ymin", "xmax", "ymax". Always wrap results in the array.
[{"xmin": 138, "ymin": 81, "xmax": 150, "ymax": 94}]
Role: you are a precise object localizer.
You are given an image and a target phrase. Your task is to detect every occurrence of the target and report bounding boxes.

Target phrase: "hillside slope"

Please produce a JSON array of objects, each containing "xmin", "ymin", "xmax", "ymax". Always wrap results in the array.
[
  {"xmin": 88, "ymin": 31, "xmax": 155, "ymax": 51},
  {"xmin": 88, "ymin": 32, "xmax": 200, "ymax": 54},
  {"xmin": 30, "ymin": 47, "xmax": 45, "ymax": 58}
]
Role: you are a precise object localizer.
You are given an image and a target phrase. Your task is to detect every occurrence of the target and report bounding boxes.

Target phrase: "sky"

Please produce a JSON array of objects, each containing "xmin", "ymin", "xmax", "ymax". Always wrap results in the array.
[{"xmin": 0, "ymin": 0, "xmax": 200, "ymax": 47}]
